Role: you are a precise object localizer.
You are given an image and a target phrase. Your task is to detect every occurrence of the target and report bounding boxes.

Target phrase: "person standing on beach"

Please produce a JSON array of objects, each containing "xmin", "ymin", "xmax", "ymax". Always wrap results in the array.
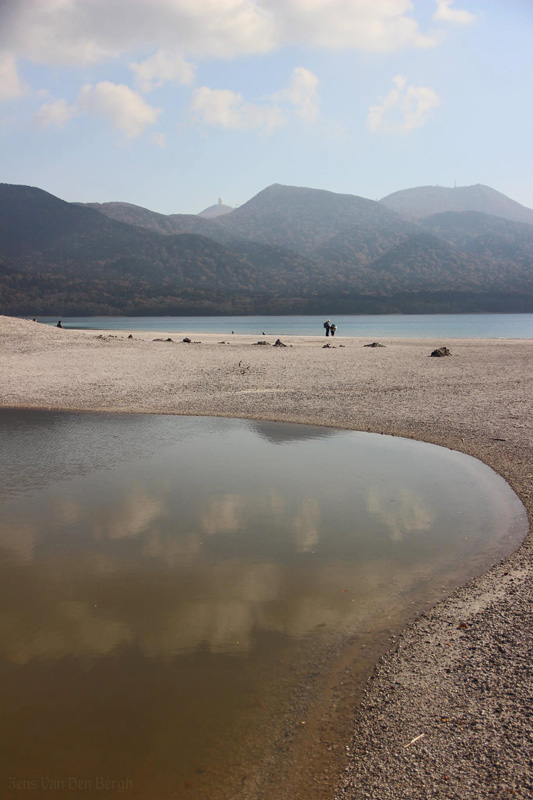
[
  {"xmin": 330, "ymin": 323, "xmax": 337, "ymax": 337},
  {"xmin": 324, "ymin": 319, "xmax": 331, "ymax": 337}
]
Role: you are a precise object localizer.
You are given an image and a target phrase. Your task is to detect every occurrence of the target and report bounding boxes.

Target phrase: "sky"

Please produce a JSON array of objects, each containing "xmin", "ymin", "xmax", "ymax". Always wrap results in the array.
[{"xmin": 1, "ymin": 0, "xmax": 532, "ymax": 215}]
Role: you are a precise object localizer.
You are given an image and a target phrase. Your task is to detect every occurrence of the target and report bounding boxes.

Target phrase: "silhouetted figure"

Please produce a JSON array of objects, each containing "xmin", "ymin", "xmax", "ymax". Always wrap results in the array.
[
  {"xmin": 330, "ymin": 323, "xmax": 337, "ymax": 337},
  {"xmin": 324, "ymin": 319, "xmax": 331, "ymax": 337},
  {"xmin": 56, "ymin": 320, "xmax": 62, "ymax": 328}
]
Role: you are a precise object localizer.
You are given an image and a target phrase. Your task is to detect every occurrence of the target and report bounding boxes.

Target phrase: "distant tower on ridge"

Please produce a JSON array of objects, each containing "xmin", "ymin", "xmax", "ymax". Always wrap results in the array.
[{"xmin": 197, "ymin": 196, "xmax": 235, "ymax": 219}]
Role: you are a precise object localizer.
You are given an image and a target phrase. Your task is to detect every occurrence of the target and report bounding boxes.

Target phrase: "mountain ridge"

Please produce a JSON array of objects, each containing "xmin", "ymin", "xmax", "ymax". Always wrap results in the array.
[
  {"xmin": 1, "ymin": 181, "xmax": 533, "ymax": 315},
  {"xmin": 379, "ymin": 184, "xmax": 533, "ymax": 226}
]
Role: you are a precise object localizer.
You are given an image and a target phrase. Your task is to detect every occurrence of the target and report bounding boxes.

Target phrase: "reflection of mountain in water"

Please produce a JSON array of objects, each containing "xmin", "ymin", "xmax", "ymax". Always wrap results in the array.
[{"xmin": 249, "ymin": 419, "xmax": 338, "ymax": 445}]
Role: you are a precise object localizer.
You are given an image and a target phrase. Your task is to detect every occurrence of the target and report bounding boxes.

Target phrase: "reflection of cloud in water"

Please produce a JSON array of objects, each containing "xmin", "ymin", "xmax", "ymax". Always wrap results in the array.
[
  {"xmin": 0, "ymin": 468, "xmax": 441, "ymax": 665},
  {"xmin": 0, "ymin": 486, "xmax": 166, "ymax": 563},
  {"xmin": 142, "ymin": 530, "xmax": 202, "ymax": 569},
  {"xmin": 0, "ymin": 557, "xmax": 394, "ymax": 663},
  {"xmin": 0, "ymin": 413, "xmax": 522, "ymax": 676},
  {"xmin": 89, "ymin": 486, "xmax": 165, "ymax": 540},
  {"xmin": 143, "ymin": 601, "xmax": 254, "ymax": 656},
  {"xmin": 367, "ymin": 487, "xmax": 434, "ymax": 542},
  {"xmin": 199, "ymin": 490, "xmax": 288, "ymax": 535},
  {"xmin": 0, "ymin": 601, "xmax": 133, "ymax": 665},
  {"xmin": 54, "ymin": 497, "xmax": 80, "ymax": 526},
  {"xmin": 200, "ymin": 494, "xmax": 248, "ymax": 534},
  {"xmin": 293, "ymin": 498, "xmax": 320, "ymax": 553},
  {"xmin": 0, "ymin": 485, "xmax": 321, "ymax": 570},
  {"xmin": 199, "ymin": 491, "xmax": 321, "ymax": 554}
]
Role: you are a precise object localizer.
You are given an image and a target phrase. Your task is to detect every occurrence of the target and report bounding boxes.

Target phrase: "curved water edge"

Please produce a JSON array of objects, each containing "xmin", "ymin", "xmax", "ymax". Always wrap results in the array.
[{"xmin": 0, "ymin": 410, "xmax": 528, "ymax": 800}]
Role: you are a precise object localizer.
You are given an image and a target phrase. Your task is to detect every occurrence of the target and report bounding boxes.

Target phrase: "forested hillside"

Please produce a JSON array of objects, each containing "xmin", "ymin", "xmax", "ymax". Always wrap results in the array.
[{"xmin": 1, "ymin": 182, "xmax": 533, "ymax": 315}]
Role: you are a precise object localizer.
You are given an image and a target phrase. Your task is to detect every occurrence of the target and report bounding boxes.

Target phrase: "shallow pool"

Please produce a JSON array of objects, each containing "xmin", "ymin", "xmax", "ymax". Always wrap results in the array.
[{"xmin": 0, "ymin": 411, "xmax": 526, "ymax": 799}]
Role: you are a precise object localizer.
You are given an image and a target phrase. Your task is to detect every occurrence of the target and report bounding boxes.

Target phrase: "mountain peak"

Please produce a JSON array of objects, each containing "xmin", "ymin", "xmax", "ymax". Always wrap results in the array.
[
  {"xmin": 197, "ymin": 198, "xmax": 234, "ymax": 219},
  {"xmin": 379, "ymin": 184, "xmax": 533, "ymax": 226}
]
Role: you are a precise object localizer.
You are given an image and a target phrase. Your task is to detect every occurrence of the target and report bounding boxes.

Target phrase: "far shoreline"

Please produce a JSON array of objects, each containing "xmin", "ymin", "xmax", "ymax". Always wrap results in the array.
[{"xmin": 29, "ymin": 311, "xmax": 533, "ymax": 341}]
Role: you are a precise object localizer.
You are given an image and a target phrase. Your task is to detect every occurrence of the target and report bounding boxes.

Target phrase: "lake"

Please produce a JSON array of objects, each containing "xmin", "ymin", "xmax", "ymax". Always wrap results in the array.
[
  {"xmin": 0, "ymin": 410, "xmax": 526, "ymax": 800},
  {"xmin": 36, "ymin": 313, "xmax": 533, "ymax": 339}
]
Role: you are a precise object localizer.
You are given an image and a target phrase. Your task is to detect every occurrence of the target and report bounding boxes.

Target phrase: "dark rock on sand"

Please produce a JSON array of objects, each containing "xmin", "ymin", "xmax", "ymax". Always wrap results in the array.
[
  {"xmin": 431, "ymin": 346, "xmax": 452, "ymax": 357},
  {"xmin": 364, "ymin": 342, "xmax": 386, "ymax": 347}
]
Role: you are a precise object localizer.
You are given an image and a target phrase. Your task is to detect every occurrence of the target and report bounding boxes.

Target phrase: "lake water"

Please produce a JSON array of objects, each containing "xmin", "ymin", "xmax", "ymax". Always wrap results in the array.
[
  {"xmin": 36, "ymin": 313, "xmax": 533, "ymax": 339},
  {"xmin": 0, "ymin": 411, "xmax": 526, "ymax": 800}
]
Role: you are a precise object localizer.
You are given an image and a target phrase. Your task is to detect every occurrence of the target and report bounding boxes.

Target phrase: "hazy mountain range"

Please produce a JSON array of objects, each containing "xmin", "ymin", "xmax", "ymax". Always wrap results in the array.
[
  {"xmin": 1, "ymin": 182, "xmax": 533, "ymax": 316},
  {"xmin": 380, "ymin": 184, "xmax": 533, "ymax": 225}
]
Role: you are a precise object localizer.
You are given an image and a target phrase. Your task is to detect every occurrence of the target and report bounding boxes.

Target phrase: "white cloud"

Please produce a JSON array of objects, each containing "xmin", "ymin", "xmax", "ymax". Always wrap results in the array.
[
  {"xmin": 0, "ymin": 51, "xmax": 28, "ymax": 100},
  {"xmin": 270, "ymin": 0, "xmax": 437, "ymax": 52},
  {"xmin": 151, "ymin": 131, "xmax": 167, "ymax": 148},
  {"xmin": 190, "ymin": 66, "xmax": 321, "ymax": 132},
  {"xmin": 33, "ymin": 98, "xmax": 77, "ymax": 128},
  {"xmin": 433, "ymin": 0, "xmax": 476, "ymax": 25},
  {"xmin": 34, "ymin": 81, "xmax": 161, "ymax": 138},
  {"xmin": 78, "ymin": 82, "xmax": 161, "ymax": 137},
  {"xmin": 272, "ymin": 66, "xmax": 320, "ymax": 124},
  {"xmin": 0, "ymin": 0, "xmax": 275, "ymax": 66},
  {"xmin": 1, "ymin": 0, "xmax": 438, "ymax": 74},
  {"xmin": 130, "ymin": 50, "xmax": 195, "ymax": 93},
  {"xmin": 190, "ymin": 86, "xmax": 284, "ymax": 132},
  {"xmin": 367, "ymin": 75, "xmax": 441, "ymax": 134}
]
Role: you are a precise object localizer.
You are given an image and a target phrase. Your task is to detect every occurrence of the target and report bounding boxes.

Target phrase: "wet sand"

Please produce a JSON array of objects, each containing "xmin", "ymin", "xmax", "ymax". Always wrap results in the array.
[{"xmin": 1, "ymin": 315, "xmax": 532, "ymax": 799}]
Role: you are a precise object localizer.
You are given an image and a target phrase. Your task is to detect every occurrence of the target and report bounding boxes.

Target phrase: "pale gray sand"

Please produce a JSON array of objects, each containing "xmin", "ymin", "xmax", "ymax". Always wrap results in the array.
[{"xmin": 1, "ymin": 315, "xmax": 532, "ymax": 799}]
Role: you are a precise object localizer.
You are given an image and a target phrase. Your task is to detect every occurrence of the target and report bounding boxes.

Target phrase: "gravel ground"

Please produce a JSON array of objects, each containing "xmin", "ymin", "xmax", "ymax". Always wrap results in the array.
[{"xmin": 1, "ymin": 315, "xmax": 532, "ymax": 799}]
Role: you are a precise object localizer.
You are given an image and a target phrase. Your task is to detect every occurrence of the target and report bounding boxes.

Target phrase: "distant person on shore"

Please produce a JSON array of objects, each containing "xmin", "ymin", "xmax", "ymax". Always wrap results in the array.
[
  {"xmin": 324, "ymin": 319, "xmax": 331, "ymax": 337},
  {"xmin": 330, "ymin": 323, "xmax": 337, "ymax": 337},
  {"xmin": 56, "ymin": 320, "xmax": 62, "ymax": 328}
]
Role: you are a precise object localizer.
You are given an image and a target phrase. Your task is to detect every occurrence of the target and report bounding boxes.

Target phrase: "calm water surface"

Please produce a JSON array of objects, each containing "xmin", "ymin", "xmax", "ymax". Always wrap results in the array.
[
  {"xmin": 0, "ymin": 411, "xmax": 526, "ymax": 799},
  {"xmin": 36, "ymin": 313, "xmax": 533, "ymax": 339}
]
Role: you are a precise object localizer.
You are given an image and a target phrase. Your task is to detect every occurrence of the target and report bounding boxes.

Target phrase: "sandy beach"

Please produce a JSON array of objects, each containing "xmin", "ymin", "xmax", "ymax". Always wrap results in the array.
[{"xmin": 1, "ymin": 314, "xmax": 532, "ymax": 799}]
